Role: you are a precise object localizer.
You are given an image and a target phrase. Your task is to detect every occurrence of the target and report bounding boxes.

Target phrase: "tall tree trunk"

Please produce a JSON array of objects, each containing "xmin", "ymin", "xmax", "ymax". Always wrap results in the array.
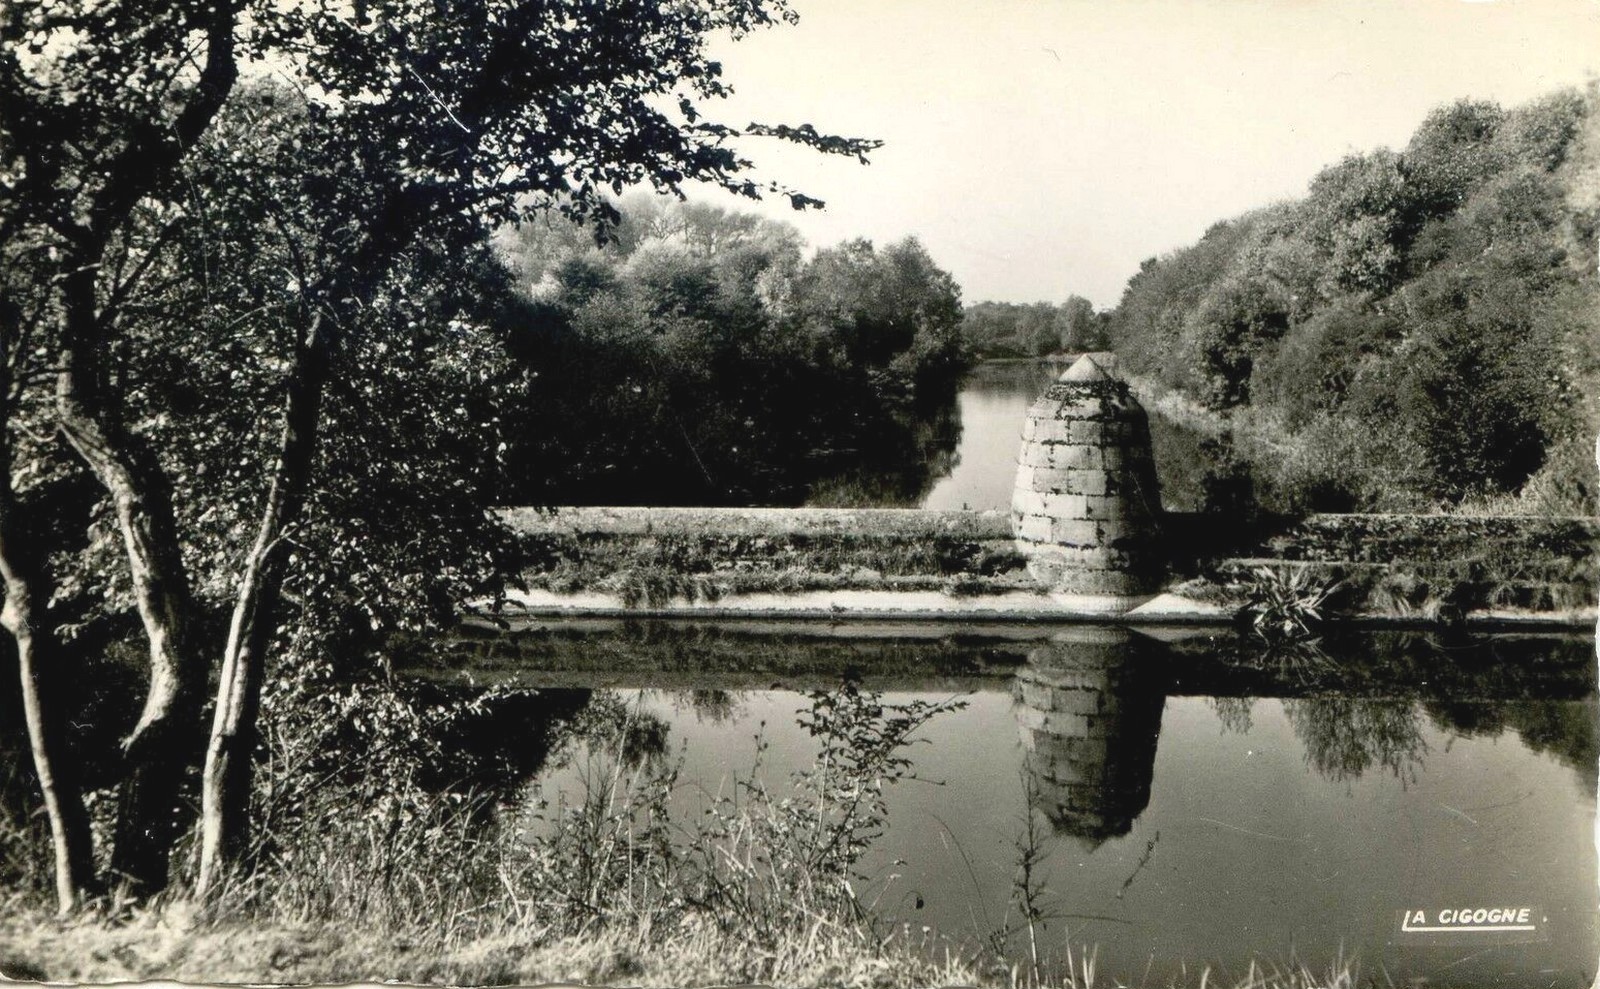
[
  {"xmin": 55, "ymin": 274, "xmax": 203, "ymax": 894},
  {"xmin": 196, "ymin": 314, "xmax": 329, "ymax": 896},
  {"xmin": 0, "ymin": 423, "xmax": 96, "ymax": 912},
  {"xmin": 196, "ymin": 191, "xmax": 427, "ymax": 895}
]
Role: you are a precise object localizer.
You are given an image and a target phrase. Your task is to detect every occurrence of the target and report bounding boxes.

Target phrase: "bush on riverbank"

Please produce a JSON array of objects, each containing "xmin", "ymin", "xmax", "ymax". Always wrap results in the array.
[
  {"xmin": 493, "ymin": 197, "xmax": 972, "ymax": 507},
  {"xmin": 1108, "ymin": 87, "xmax": 1600, "ymax": 514}
]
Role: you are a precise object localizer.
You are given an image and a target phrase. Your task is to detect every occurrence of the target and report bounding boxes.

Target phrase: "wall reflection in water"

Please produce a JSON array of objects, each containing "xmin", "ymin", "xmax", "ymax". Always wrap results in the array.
[{"xmin": 1012, "ymin": 629, "xmax": 1168, "ymax": 847}]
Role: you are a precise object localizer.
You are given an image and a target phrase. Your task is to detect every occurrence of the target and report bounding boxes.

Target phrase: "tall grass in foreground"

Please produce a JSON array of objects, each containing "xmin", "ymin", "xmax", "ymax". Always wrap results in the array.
[{"xmin": 1, "ymin": 683, "xmax": 1362, "ymax": 988}]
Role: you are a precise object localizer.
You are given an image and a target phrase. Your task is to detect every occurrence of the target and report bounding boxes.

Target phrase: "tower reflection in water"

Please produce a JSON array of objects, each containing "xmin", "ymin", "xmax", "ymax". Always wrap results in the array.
[{"xmin": 1013, "ymin": 628, "xmax": 1168, "ymax": 848}]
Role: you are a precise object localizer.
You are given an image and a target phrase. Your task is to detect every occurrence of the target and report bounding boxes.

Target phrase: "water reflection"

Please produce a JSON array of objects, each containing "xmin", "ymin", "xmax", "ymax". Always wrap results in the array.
[
  {"xmin": 1014, "ymin": 631, "xmax": 1167, "ymax": 846},
  {"xmin": 406, "ymin": 625, "xmax": 1597, "ymax": 988},
  {"xmin": 1284, "ymin": 697, "xmax": 1428, "ymax": 785}
]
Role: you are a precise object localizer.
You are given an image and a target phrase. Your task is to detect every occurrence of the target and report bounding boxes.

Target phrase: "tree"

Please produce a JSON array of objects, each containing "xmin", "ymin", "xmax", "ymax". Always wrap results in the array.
[
  {"xmin": 2, "ymin": 0, "xmax": 241, "ymax": 896},
  {"xmin": 1058, "ymin": 295, "xmax": 1099, "ymax": 352},
  {"xmin": 1, "ymin": 0, "xmax": 876, "ymax": 901},
  {"xmin": 788, "ymin": 237, "xmax": 964, "ymax": 400},
  {"xmin": 1402, "ymin": 99, "xmax": 1505, "ymax": 217},
  {"xmin": 493, "ymin": 198, "xmax": 970, "ymax": 508}
]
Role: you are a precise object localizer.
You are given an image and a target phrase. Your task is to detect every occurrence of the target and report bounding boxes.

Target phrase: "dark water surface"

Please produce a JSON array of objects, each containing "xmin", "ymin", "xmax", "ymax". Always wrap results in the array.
[{"xmin": 417, "ymin": 624, "xmax": 1598, "ymax": 987}]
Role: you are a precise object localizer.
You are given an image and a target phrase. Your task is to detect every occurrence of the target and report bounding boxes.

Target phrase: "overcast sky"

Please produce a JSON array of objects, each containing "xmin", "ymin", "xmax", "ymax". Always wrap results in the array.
[{"xmin": 690, "ymin": 0, "xmax": 1600, "ymax": 308}]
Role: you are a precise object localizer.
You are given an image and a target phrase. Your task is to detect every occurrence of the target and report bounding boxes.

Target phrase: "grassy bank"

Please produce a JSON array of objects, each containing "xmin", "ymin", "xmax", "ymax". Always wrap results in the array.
[
  {"xmin": 0, "ymin": 906, "xmax": 1361, "ymax": 989},
  {"xmin": 0, "ymin": 906, "xmax": 978, "ymax": 986},
  {"xmin": 0, "ymin": 683, "xmax": 1366, "ymax": 989}
]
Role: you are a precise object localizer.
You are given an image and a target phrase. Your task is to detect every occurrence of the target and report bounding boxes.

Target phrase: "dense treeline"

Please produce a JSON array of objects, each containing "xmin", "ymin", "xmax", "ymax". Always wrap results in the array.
[
  {"xmin": 494, "ymin": 196, "xmax": 970, "ymax": 506},
  {"xmin": 1108, "ymin": 88, "xmax": 1600, "ymax": 514},
  {"xmin": 960, "ymin": 296, "xmax": 1107, "ymax": 358}
]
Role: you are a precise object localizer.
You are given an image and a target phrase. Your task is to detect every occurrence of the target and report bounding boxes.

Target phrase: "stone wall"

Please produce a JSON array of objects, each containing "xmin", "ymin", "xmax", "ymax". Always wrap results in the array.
[
  {"xmin": 1207, "ymin": 513, "xmax": 1600, "ymax": 615},
  {"xmin": 498, "ymin": 506, "xmax": 1597, "ymax": 622}
]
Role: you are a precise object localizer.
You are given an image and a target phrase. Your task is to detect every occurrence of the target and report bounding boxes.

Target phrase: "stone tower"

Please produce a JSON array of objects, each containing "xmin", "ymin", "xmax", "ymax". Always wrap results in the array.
[
  {"xmin": 1013, "ymin": 630, "xmax": 1166, "ymax": 848},
  {"xmin": 1012, "ymin": 353, "xmax": 1163, "ymax": 612}
]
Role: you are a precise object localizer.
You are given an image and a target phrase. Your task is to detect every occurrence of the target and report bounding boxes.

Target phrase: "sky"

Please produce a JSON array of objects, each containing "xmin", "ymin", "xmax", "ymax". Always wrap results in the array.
[{"xmin": 686, "ymin": 0, "xmax": 1600, "ymax": 308}]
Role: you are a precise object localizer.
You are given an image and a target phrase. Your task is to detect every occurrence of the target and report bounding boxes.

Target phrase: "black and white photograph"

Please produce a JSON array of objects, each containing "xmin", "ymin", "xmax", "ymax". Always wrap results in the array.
[{"xmin": 1, "ymin": 0, "xmax": 1598, "ymax": 985}]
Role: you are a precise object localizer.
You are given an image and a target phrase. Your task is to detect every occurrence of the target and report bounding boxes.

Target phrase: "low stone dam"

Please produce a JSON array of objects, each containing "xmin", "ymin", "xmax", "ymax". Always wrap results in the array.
[{"xmin": 498, "ymin": 355, "xmax": 1598, "ymax": 628}]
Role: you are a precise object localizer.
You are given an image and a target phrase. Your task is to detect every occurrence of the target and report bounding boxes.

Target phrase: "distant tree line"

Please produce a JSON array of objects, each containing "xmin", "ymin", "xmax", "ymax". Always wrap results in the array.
[
  {"xmin": 494, "ymin": 196, "xmax": 970, "ymax": 506},
  {"xmin": 960, "ymin": 295, "xmax": 1107, "ymax": 359},
  {"xmin": 1107, "ymin": 88, "xmax": 1600, "ymax": 514}
]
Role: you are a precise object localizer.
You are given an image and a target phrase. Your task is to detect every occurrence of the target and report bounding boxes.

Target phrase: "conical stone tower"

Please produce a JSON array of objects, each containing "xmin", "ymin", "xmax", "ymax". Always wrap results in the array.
[
  {"xmin": 1012, "ymin": 353, "xmax": 1163, "ymax": 611},
  {"xmin": 1013, "ymin": 630, "xmax": 1166, "ymax": 849}
]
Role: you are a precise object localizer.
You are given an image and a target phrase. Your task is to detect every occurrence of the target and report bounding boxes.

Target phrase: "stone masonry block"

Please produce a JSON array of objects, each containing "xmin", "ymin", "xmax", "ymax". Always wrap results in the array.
[
  {"xmin": 1047, "ymin": 445, "xmax": 1101, "ymax": 471},
  {"xmin": 1026, "ymin": 466, "xmax": 1071, "ymax": 491},
  {"xmin": 1067, "ymin": 420, "xmax": 1107, "ymax": 444},
  {"xmin": 1042, "ymin": 710, "xmax": 1092, "ymax": 736},
  {"xmin": 1062, "ymin": 736, "xmax": 1109, "ymax": 762},
  {"xmin": 1082, "ymin": 494, "xmax": 1127, "ymax": 521},
  {"xmin": 1015, "ymin": 703, "xmax": 1049, "ymax": 732},
  {"xmin": 1017, "ymin": 682, "xmax": 1057, "ymax": 712},
  {"xmin": 1022, "ymin": 444, "xmax": 1056, "ymax": 468},
  {"xmin": 1032, "ymin": 468, "xmax": 1108, "ymax": 497},
  {"xmin": 1040, "ymin": 492, "xmax": 1089, "ymax": 519},
  {"xmin": 1051, "ymin": 518, "xmax": 1100, "ymax": 547},
  {"xmin": 1050, "ymin": 689, "xmax": 1103, "ymax": 717},
  {"xmin": 1017, "ymin": 513, "xmax": 1054, "ymax": 542},
  {"xmin": 1031, "ymin": 419, "xmax": 1074, "ymax": 444},
  {"xmin": 1072, "ymin": 471, "xmax": 1108, "ymax": 497},
  {"xmin": 1012, "ymin": 488, "xmax": 1047, "ymax": 519}
]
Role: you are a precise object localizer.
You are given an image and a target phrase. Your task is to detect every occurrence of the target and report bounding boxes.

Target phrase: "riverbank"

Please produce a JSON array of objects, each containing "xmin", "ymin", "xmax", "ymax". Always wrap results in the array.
[
  {"xmin": 0, "ymin": 908, "xmax": 978, "ymax": 987},
  {"xmin": 0, "ymin": 898, "xmax": 1352, "ymax": 989}
]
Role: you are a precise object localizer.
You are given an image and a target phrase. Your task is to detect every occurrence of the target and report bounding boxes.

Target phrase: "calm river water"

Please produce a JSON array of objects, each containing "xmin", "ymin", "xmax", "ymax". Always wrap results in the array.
[
  {"xmin": 408, "ymin": 361, "xmax": 1597, "ymax": 983},
  {"xmin": 917, "ymin": 360, "xmax": 1222, "ymax": 512},
  {"xmin": 418, "ymin": 624, "xmax": 1599, "ymax": 987},
  {"xmin": 920, "ymin": 361, "xmax": 1061, "ymax": 511}
]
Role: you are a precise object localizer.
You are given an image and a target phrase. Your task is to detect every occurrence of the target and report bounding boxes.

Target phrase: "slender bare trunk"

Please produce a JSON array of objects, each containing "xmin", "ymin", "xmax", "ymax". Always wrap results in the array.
[
  {"xmin": 196, "ymin": 313, "xmax": 330, "ymax": 896},
  {"xmin": 55, "ymin": 274, "xmax": 202, "ymax": 894},
  {"xmin": 0, "ymin": 431, "xmax": 96, "ymax": 912}
]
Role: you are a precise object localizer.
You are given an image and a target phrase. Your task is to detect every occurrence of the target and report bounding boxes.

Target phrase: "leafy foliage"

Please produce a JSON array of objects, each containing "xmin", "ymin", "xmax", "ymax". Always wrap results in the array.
[
  {"xmin": 495, "ymin": 196, "xmax": 971, "ymax": 506},
  {"xmin": 0, "ymin": 0, "xmax": 891, "ymax": 900},
  {"xmin": 1239, "ymin": 566, "xmax": 1338, "ymax": 645},
  {"xmin": 961, "ymin": 297, "xmax": 1106, "ymax": 359},
  {"xmin": 1109, "ymin": 87, "xmax": 1600, "ymax": 513}
]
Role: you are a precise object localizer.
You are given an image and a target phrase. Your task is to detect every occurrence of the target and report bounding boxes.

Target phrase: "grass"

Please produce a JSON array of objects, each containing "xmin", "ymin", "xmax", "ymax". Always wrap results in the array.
[
  {"xmin": 0, "ymin": 906, "xmax": 1362, "ymax": 988},
  {"xmin": 0, "ymin": 902, "xmax": 980, "ymax": 986},
  {"xmin": 0, "ymin": 684, "xmax": 1371, "ymax": 989},
  {"xmin": 525, "ymin": 530, "xmax": 1031, "ymax": 605},
  {"xmin": 2, "ymin": 687, "xmax": 986, "ymax": 987}
]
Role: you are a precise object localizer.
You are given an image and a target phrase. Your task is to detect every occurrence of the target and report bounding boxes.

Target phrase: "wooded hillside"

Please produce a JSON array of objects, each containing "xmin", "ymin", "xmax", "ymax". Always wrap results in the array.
[{"xmin": 1107, "ymin": 88, "xmax": 1600, "ymax": 514}]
